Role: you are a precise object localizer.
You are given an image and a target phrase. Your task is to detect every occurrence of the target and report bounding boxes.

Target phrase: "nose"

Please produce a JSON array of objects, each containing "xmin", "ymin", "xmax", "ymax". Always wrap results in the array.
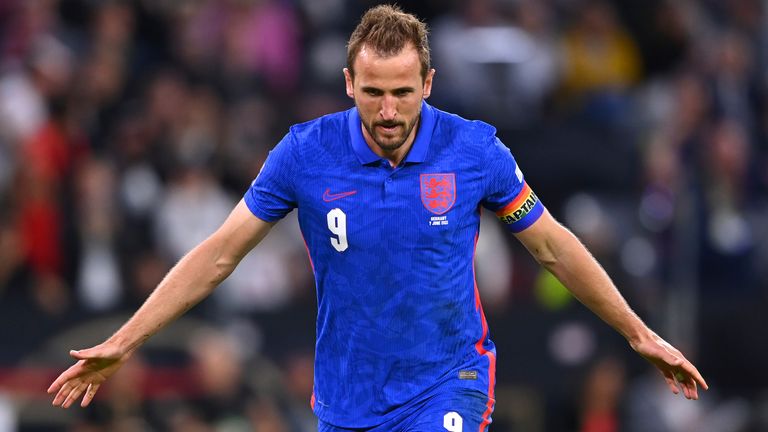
[{"xmin": 379, "ymin": 95, "xmax": 397, "ymax": 121}]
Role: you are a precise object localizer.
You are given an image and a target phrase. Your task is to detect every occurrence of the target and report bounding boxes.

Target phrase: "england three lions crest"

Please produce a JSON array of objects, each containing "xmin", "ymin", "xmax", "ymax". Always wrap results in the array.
[{"xmin": 420, "ymin": 173, "xmax": 456, "ymax": 215}]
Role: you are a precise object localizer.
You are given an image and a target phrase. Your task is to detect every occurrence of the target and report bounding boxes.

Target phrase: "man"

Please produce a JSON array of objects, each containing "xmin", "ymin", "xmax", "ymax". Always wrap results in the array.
[{"xmin": 48, "ymin": 5, "xmax": 707, "ymax": 431}]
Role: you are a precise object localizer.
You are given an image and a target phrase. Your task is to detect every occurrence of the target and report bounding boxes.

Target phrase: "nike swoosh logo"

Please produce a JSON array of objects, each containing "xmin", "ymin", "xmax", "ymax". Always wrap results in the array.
[{"xmin": 323, "ymin": 188, "xmax": 357, "ymax": 202}]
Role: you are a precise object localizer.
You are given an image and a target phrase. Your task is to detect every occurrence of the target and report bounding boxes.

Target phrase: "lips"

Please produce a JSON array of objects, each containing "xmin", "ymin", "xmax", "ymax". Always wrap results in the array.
[{"xmin": 377, "ymin": 124, "xmax": 402, "ymax": 134}]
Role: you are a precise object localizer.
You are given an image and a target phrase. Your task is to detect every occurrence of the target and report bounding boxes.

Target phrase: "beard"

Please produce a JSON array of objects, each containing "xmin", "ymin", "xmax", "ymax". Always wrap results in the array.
[{"xmin": 362, "ymin": 114, "xmax": 420, "ymax": 152}]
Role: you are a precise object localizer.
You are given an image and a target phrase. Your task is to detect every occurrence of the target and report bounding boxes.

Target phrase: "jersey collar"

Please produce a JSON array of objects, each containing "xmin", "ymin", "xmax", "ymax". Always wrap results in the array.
[{"xmin": 349, "ymin": 100, "xmax": 436, "ymax": 165}]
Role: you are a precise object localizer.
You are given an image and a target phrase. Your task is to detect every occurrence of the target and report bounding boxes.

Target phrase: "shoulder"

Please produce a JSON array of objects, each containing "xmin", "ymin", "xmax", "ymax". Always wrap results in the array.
[
  {"xmin": 287, "ymin": 109, "xmax": 350, "ymax": 145},
  {"xmin": 280, "ymin": 108, "xmax": 351, "ymax": 164},
  {"xmin": 432, "ymin": 106, "xmax": 498, "ymax": 152},
  {"xmin": 434, "ymin": 107, "xmax": 496, "ymax": 139}
]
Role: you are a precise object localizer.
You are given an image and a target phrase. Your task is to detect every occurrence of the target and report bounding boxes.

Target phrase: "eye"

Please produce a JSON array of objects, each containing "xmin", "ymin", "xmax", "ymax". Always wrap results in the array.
[
  {"xmin": 364, "ymin": 89, "xmax": 382, "ymax": 96},
  {"xmin": 395, "ymin": 89, "xmax": 413, "ymax": 97}
]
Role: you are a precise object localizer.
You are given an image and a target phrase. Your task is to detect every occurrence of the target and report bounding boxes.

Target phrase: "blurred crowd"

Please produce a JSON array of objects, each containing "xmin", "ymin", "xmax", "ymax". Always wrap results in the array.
[{"xmin": 0, "ymin": 0, "xmax": 767, "ymax": 431}]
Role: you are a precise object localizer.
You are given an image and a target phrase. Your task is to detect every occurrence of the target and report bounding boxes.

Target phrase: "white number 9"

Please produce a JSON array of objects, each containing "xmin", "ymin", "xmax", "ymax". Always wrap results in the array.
[
  {"xmin": 444, "ymin": 412, "xmax": 463, "ymax": 431},
  {"xmin": 327, "ymin": 208, "xmax": 348, "ymax": 252}
]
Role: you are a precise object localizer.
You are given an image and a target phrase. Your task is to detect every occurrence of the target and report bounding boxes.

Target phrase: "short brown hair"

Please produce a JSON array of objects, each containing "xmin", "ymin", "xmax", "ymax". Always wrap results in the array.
[{"xmin": 347, "ymin": 4, "xmax": 431, "ymax": 80}]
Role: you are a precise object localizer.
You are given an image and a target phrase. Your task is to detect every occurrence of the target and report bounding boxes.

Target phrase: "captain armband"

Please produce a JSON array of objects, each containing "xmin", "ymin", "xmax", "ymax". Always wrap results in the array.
[{"xmin": 495, "ymin": 182, "xmax": 545, "ymax": 233}]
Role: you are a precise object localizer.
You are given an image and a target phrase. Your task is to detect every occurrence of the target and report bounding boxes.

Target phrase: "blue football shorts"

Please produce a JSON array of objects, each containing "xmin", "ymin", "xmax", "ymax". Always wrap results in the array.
[{"xmin": 318, "ymin": 388, "xmax": 494, "ymax": 432}]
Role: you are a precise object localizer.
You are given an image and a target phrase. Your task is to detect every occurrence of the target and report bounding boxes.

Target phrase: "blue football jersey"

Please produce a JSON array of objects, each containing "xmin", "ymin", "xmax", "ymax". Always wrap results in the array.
[{"xmin": 244, "ymin": 101, "xmax": 544, "ymax": 427}]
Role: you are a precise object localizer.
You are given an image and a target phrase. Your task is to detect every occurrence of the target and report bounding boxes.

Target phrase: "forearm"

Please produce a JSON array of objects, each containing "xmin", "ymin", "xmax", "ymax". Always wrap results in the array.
[
  {"xmin": 541, "ymin": 230, "xmax": 650, "ymax": 344},
  {"xmin": 101, "ymin": 201, "xmax": 270, "ymax": 355},
  {"xmin": 105, "ymin": 237, "xmax": 235, "ymax": 354},
  {"xmin": 47, "ymin": 202, "xmax": 277, "ymax": 409},
  {"xmin": 518, "ymin": 213, "xmax": 652, "ymax": 345}
]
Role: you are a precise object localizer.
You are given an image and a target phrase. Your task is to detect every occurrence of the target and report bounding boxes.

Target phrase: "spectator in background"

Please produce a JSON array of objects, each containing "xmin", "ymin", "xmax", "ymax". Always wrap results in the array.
[
  {"xmin": 431, "ymin": 0, "xmax": 558, "ymax": 128},
  {"xmin": 559, "ymin": 0, "xmax": 641, "ymax": 126},
  {"xmin": 154, "ymin": 166, "xmax": 234, "ymax": 264},
  {"xmin": 169, "ymin": 0, "xmax": 303, "ymax": 98},
  {"xmin": 639, "ymin": 0, "xmax": 694, "ymax": 78},
  {"xmin": 707, "ymin": 30, "xmax": 761, "ymax": 142},
  {"xmin": 577, "ymin": 357, "xmax": 626, "ymax": 432},
  {"xmin": 75, "ymin": 157, "xmax": 122, "ymax": 312},
  {"xmin": 74, "ymin": 0, "xmax": 134, "ymax": 152},
  {"xmin": 697, "ymin": 119, "xmax": 756, "ymax": 295},
  {"xmin": 184, "ymin": 328, "xmax": 259, "ymax": 429}
]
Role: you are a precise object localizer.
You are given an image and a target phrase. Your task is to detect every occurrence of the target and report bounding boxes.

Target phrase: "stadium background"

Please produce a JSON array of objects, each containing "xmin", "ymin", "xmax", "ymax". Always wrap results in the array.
[{"xmin": 0, "ymin": 0, "xmax": 766, "ymax": 430}]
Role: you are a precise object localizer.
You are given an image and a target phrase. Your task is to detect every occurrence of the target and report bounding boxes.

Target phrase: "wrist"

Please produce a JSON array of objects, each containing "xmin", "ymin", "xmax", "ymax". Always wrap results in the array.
[
  {"xmin": 105, "ymin": 334, "xmax": 140, "ymax": 357},
  {"xmin": 625, "ymin": 327, "xmax": 655, "ymax": 350}
]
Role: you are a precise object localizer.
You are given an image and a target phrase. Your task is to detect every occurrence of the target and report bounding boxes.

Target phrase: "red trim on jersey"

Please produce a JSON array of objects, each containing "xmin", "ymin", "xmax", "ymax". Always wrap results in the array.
[
  {"xmin": 494, "ymin": 182, "xmax": 532, "ymax": 217},
  {"xmin": 472, "ymin": 231, "xmax": 496, "ymax": 431},
  {"xmin": 302, "ymin": 233, "xmax": 316, "ymax": 414},
  {"xmin": 478, "ymin": 352, "xmax": 496, "ymax": 431},
  {"xmin": 300, "ymin": 234, "xmax": 315, "ymax": 272}
]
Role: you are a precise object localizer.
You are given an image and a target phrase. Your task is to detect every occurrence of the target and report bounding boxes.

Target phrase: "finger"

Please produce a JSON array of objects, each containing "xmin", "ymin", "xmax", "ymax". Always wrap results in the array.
[
  {"xmin": 687, "ymin": 381, "xmax": 699, "ymax": 400},
  {"xmin": 60, "ymin": 382, "xmax": 82, "ymax": 408},
  {"xmin": 48, "ymin": 363, "xmax": 86, "ymax": 393},
  {"xmin": 52, "ymin": 381, "xmax": 76, "ymax": 406},
  {"xmin": 662, "ymin": 370, "xmax": 679, "ymax": 395},
  {"xmin": 62, "ymin": 381, "xmax": 89, "ymax": 409},
  {"xmin": 677, "ymin": 371, "xmax": 701, "ymax": 400},
  {"xmin": 680, "ymin": 374, "xmax": 699, "ymax": 400},
  {"xmin": 681, "ymin": 361, "xmax": 708, "ymax": 390},
  {"xmin": 48, "ymin": 371, "xmax": 75, "ymax": 394},
  {"xmin": 685, "ymin": 380, "xmax": 696, "ymax": 399},
  {"xmin": 80, "ymin": 383, "xmax": 101, "ymax": 407},
  {"xmin": 674, "ymin": 359, "xmax": 706, "ymax": 398},
  {"xmin": 680, "ymin": 379, "xmax": 691, "ymax": 399},
  {"xmin": 672, "ymin": 371, "xmax": 686, "ymax": 398},
  {"xmin": 53, "ymin": 383, "xmax": 76, "ymax": 407}
]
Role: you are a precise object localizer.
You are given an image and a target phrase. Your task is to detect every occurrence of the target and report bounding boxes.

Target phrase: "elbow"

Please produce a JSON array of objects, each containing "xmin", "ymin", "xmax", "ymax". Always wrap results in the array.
[
  {"xmin": 534, "ymin": 251, "xmax": 558, "ymax": 269},
  {"xmin": 197, "ymin": 234, "xmax": 240, "ymax": 286},
  {"xmin": 530, "ymin": 240, "xmax": 559, "ymax": 268},
  {"xmin": 211, "ymin": 258, "xmax": 237, "ymax": 285}
]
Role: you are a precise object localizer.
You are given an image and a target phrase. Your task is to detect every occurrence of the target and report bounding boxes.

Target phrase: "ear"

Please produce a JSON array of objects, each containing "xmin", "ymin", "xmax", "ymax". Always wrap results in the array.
[
  {"xmin": 422, "ymin": 68, "xmax": 436, "ymax": 99},
  {"xmin": 343, "ymin": 68, "xmax": 354, "ymax": 99}
]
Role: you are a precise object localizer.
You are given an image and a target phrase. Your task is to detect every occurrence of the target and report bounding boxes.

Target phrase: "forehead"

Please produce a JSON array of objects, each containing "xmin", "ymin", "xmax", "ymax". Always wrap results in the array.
[{"xmin": 352, "ymin": 44, "xmax": 422, "ymax": 87}]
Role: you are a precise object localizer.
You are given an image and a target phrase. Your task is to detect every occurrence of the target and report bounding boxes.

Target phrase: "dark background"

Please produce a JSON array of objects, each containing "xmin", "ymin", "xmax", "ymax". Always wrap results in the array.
[{"xmin": 0, "ymin": 0, "xmax": 766, "ymax": 431}]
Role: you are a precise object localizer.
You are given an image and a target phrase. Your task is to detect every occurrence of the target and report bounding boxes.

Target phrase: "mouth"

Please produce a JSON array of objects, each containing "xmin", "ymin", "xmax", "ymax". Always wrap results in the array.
[{"xmin": 376, "ymin": 124, "xmax": 402, "ymax": 135}]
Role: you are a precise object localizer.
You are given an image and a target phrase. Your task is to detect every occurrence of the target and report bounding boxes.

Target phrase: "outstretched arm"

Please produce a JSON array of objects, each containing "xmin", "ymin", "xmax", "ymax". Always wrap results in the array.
[
  {"xmin": 48, "ymin": 199, "xmax": 273, "ymax": 408},
  {"xmin": 514, "ymin": 209, "xmax": 708, "ymax": 399}
]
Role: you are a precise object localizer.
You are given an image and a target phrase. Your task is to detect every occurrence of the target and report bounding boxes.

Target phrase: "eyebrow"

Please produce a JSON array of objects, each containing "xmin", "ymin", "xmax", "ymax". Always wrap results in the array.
[{"xmin": 360, "ymin": 86, "xmax": 416, "ymax": 94}]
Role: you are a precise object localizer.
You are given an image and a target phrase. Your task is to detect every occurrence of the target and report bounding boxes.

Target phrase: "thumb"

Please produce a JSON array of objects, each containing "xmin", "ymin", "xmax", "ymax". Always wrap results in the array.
[{"xmin": 69, "ymin": 346, "xmax": 106, "ymax": 360}]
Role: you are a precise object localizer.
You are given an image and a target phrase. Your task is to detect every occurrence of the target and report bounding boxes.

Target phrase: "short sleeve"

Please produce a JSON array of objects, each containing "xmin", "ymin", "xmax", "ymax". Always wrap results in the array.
[
  {"xmin": 243, "ymin": 133, "xmax": 298, "ymax": 222},
  {"xmin": 482, "ymin": 137, "xmax": 545, "ymax": 233}
]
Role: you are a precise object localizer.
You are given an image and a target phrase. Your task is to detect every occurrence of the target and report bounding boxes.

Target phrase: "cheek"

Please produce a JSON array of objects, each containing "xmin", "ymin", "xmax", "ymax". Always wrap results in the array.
[
  {"xmin": 403, "ymin": 100, "xmax": 422, "ymax": 121},
  {"xmin": 404, "ymin": 96, "xmax": 422, "ymax": 112},
  {"xmin": 355, "ymin": 105, "xmax": 376, "ymax": 127},
  {"xmin": 356, "ymin": 99, "xmax": 379, "ymax": 117}
]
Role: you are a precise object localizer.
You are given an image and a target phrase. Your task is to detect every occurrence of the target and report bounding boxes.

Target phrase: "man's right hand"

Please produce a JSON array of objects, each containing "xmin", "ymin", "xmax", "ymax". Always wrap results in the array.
[
  {"xmin": 46, "ymin": 201, "xmax": 272, "ymax": 409},
  {"xmin": 47, "ymin": 343, "xmax": 131, "ymax": 408}
]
